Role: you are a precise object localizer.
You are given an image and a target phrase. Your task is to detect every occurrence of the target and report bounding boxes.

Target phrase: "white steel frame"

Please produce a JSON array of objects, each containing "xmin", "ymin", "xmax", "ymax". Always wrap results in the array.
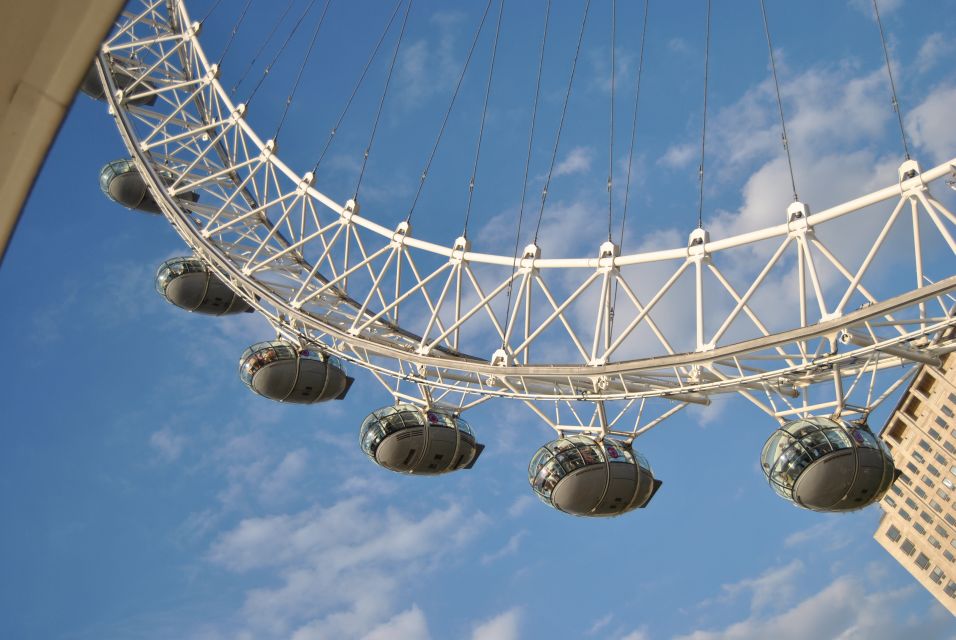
[{"xmin": 97, "ymin": 0, "xmax": 956, "ymax": 438}]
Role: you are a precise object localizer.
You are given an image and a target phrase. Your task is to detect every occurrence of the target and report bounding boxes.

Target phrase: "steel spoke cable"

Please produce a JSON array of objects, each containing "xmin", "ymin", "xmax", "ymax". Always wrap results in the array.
[
  {"xmin": 200, "ymin": 0, "xmax": 226, "ymax": 24},
  {"xmin": 231, "ymin": 0, "xmax": 298, "ymax": 97},
  {"xmin": 405, "ymin": 0, "xmax": 495, "ymax": 223},
  {"xmin": 607, "ymin": 0, "xmax": 617, "ymax": 242},
  {"xmin": 245, "ymin": 0, "xmax": 319, "ymax": 106},
  {"xmin": 353, "ymin": 0, "xmax": 413, "ymax": 200},
  {"xmin": 759, "ymin": 0, "xmax": 798, "ymax": 202},
  {"xmin": 502, "ymin": 0, "xmax": 552, "ymax": 351},
  {"xmin": 610, "ymin": 0, "xmax": 650, "ymax": 340},
  {"xmin": 216, "ymin": 0, "xmax": 255, "ymax": 67},
  {"xmin": 532, "ymin": 0, "xmax": 592, "ymax": 243},
  {"xmin": 310, "ymin": 0, "xmax": 405, "ymax": 175},
  {"xmin": 696, "ymin": 0, "xmax": 711, "ymax": 230},
  {"xmin": 462, "ymin": 0, "xmax": 507, "ymax": 237},
  {"xmin": 872, "ymin": 0, "xmax": 911, "ymax": 160},
  {"xmin": 274, "ymin": 0, "xmax": 333, "ymax": 139}
]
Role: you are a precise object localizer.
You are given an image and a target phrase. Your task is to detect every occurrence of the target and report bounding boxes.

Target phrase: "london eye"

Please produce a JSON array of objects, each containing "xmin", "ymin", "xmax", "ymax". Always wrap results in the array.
[{"xmin": 85, "ymin": 0, "xmax": 956, "ymax": 516}]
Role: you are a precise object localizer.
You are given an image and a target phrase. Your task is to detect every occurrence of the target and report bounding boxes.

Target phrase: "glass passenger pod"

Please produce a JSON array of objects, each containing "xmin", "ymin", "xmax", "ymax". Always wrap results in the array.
[
  {"xmin": 99, "ymin": 159, "xmax": 198, "ymax": 214},
  {"xmin": 528, "ymin": 435, "xmax": 662, "ymax": 517},
  {"xmin": 760, "ymin": 416, "xmax": 898, "ymax": 512},
  {"xmin": 359, "ymin": 404, "xmax": 484, "ymax": 475},
  {"xmin": 79, "ymin": 61, "xmax": 157, "ymax": 106},
  {"xmin": 239, "ymin": 340, "xmax": 353, "ymax": 404},
  {"xmin": 155, "ymin": 257, "xmax": 252, "ymax": 315}
]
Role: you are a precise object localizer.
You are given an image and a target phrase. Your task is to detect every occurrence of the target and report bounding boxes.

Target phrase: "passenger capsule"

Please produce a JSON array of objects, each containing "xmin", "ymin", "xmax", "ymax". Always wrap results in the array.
[
  {"xmin": 239, "ymin": 341, "xmax": 353, "ymax": 403},
  {"xmin": 529, "ymin": 435, "xmax": 661, "ymax": 517},
  {"xmin": 761, "ymin": 416, "xmax": 897, "ymax": 512},
  {"xmin": 359, "ymin": 404, "xmax": 484, "ymax": 475},
  {"xmin": 155, "ymin": 257, "xmax": 252, "ymax": 315},
  {"xmin": 99, "ymin": 159, "xmax": 198, "ymax": 213},
  {"xmin": 79, "ymin": 63, "xmax": 156, "ymax": 106}
]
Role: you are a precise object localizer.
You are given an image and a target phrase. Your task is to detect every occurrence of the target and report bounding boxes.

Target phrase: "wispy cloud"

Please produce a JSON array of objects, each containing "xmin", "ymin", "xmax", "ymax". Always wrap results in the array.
[
  {"xmin": 208, "ymin": 497, "xmax": 487, "ymax": 637},
  {"xmin": 480, "ymin": 530, "xmax": 527, "ymax": 565},
  {"xmin": 471, "ymin": 608, "xmax": 521, "ymax": 640}
]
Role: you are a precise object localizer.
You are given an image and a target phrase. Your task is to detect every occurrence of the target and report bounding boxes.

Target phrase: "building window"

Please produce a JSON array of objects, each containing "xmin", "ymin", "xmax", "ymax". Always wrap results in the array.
[
  {"xmin": 899, "ymin": 473, "xmax": 912, "ymax": 485},
  {"xmin": 948, "ymin": 513, "xmax": 956, "ymax": 528},
  {"xmin": 886, "ymin": 525, "xmax": 902, "ymax": 542},
  {"xmin": 945, "ymin": 441, "xmax": 956, "ymax": 455},
  {"xmin": 920, "ymin": 440, "xmax": 933, "ymax": 452},
  {"xmin": 937, "ymin": 488, "xmax": 950, "ymax": 502},
  {"xmin": 944, "ymin": 550, "xmax": 955, "ymax": 563},
  {"xmin": 931, "ymin": 500, "xmax": 944, "ymax": 513},
  {"xmin": 914, "ymin": 522, "xmax": 927, "ymax": 535},
  {"xmin": 900, "ymin": 509, "xmax": 912, "ymax": 521},
  {"xmin": 902, "ymin": 539, "xmax": 916, "ymax": 556},
  {"xmin": 938, "ymin": 416, "xmax": 950, "ymax": 429},
  {"xmin": 923, "ymin": 476, "xmax": 935, "ymax": 489},
  {"xmin": 945, "ymin": 581, "xmax": 956, "ymax": 598},
  {"xmin": 944, "ymin": 478, "xmax": 955, "ymax": 491},
  {"xmin": 943, "ymin": 405, "xmax": 955, "ymax": 419},
  {"xmin": 916, "ymin": 553, "xmax": 931, "ymax": 570},
  {"xmin": 885, "ymin": 495, "xmax": 898, "ymax": 508},
  {"xmin": 911, "ymin": 454, "xmax": 925, "ymax": 466},
  {"xmin": 936, "ymin": 453, "xmax": 948, "ymax": 466},
  {"xmin": 930, "ymin": 535, "xmax": 942, "ymax": 549},
  {"xmin": 893, "ymin": 483, "xmax": 905, "ymax": 495},
  {"xmin": 921, "ymin": 511, "xmax": 935, "ymax": 524},
  {"xmin": 916, "ymin": 486, "xmax": 928, "ymax": 499},
  {"xmin": 929, "ymin": 428, "xmax": 943, "ymax": 441},
  {"xmin": 931, "ymin": 567, "xmax": 946, "ymax": 584},
  {"xmin": 936, "ymin": 524, "xmax": 950, "ymax": 539},
  {"xmin": 906, "ymin": 497, "xmax": 920, "ymax": 510},
  {"xmin": 928, "ymin": 464, "xmax": 941, "ymax": 477}
]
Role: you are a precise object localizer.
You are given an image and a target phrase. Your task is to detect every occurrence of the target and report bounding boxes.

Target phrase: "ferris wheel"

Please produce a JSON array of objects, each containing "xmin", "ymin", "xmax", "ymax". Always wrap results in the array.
[{"xmin": 85, "ymin": 0, "xmax": 956, "ymax": 517}]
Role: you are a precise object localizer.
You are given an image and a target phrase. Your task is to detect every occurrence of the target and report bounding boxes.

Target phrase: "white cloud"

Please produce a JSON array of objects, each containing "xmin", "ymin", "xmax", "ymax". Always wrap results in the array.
[
  {"xmin": 659, "ymin": 142, "xmax": 696, "ymax": 169},
  {"xmin": 480, "ymin": 530, "xmax": 527, "ymax": 565},
  {"xmin": 907, "ymin": 84, "xmax": 956, "ymax": 164},
  {"xmin": 259, "ymin": 448, "xmax": 309, "ymax": 504},
  {"xmin": 586, "ymin": 613, "xmax": 613, "ymax": 636},
  {"xmin": 150, "ymin": 426, "xmax": 186, "ymax": 462},
  {"xmin": 360, "ymin": 606, "xmax": 431, "ymax": 640},
  {"xmin": 784, "ymin": 519, "xmax": 854, "ymax": 551},
  {"xmin": 848, "ymin": 0, "xmax": 903, "ymax": 17},
  {"xmin": 208, "ymin": 497, "xmax": 487, "ymax": 638},
  {"xmin": 507, "ymin": 494, "xmax": 534, "ymax": 518},
  {"xmin": 712, "ymin": 560, "xmax": 804, "ymax": 614},
  {"xmin": 675, "ymin": 573, "xmax": 953, "ymax": 640},
  {"xmin": 668, "ymin": 37, "xmax": 691, "ymax": 55},
  {"xmin": 554, "ymin": 146, "xmax": 594, "ymax": 178},
  {"xmin": 620, "ymin": 628, "xmax": 651, "ymax": 640},
  {"xmin": 472, "ymin": 608, "xmax": 521, "ymax": 640},
  {"xmin": 916, "ymin": 33, "xmax": 954, "ymax": 75}
]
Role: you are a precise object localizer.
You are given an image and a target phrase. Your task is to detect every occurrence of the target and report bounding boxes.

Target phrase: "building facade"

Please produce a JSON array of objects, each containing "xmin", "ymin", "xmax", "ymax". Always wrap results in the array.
[{"xmin": 874, "ymin": 353, "xmax": 956, "ymax": 616}]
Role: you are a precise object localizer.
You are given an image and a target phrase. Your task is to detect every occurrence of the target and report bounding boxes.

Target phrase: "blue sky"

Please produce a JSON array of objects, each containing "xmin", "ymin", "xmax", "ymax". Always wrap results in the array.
[{"xmin": 2, "ymin": 0, "xmax": 956, "ymax": 638}]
